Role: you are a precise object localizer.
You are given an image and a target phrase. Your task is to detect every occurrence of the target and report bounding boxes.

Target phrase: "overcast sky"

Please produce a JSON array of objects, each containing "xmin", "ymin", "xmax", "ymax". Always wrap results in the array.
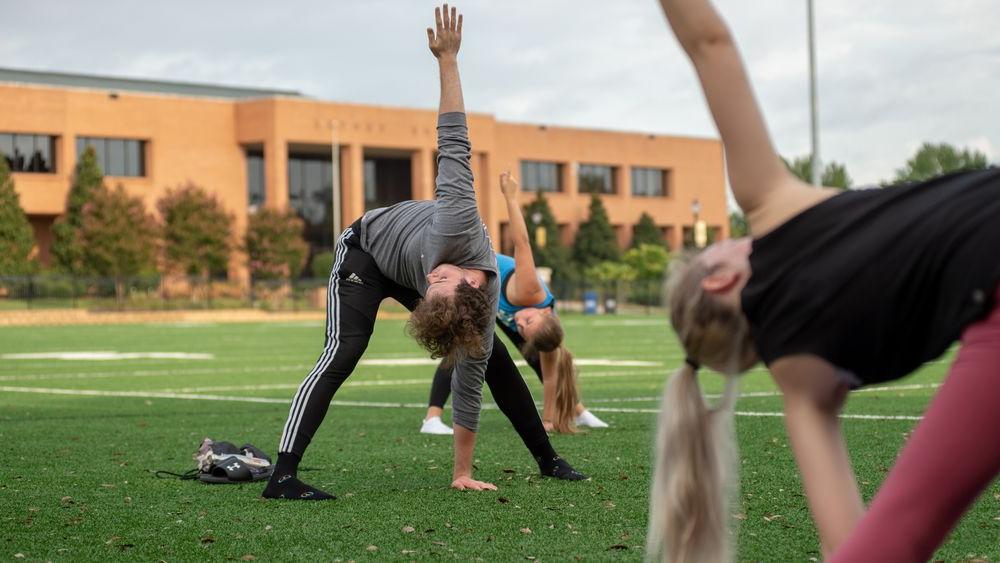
[{"xmin": 4, "ymin": 0, "xmax": 998, "ymax": 186}]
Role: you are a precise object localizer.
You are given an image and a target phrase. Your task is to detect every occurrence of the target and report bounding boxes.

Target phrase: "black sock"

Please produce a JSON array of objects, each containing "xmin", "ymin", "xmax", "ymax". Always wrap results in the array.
[
  {"xmin": 527, "ymin": 441, "xmax": 557, "ymax": 461},
  {"xmin": 536, "ymin": 455, "xmax": 588, "ymax": 481},
  {"xmin": 273, "ymin": 452, "xmax": 301, "ymax": 477},
  {"xmin": 262, "ymin": 453, "xmax": 336, "ymax": 500}
]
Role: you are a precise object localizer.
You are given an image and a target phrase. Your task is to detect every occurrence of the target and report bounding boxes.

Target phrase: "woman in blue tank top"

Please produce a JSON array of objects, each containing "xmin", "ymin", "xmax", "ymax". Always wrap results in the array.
[{"xmin": 420, "ymin": 172, "xmax": 608, "ymax": 435}]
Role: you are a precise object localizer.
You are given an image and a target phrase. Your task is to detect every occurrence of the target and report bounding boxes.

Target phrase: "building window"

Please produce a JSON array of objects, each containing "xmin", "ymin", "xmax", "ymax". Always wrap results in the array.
[
  {"xmin": 0, "ymin": 133, "xmax": 56, "ymax": 173},
  {"xmin": 246, "ymin": 150, "xmax": 265, "ymax": 208},
  {"xmin": 520, "ymin": 161, "xmax": 562, "ymax": 192},
  {"xmin": 631, "ymin": 167, "xmax": 669, "ymax": 197},
  {"xmin": 579, "ymin": 164, "xmax": 615, "ymax": 194},
  {"xmin": 76, "ymin": 137, "xmax": 146, "ymax": 176},
  {"xmin": 288, "ymin": 154, "xmax": 334, "ymax": 252},
  {"xmin": 364, "ymin": 155, "xmax": 411, "ymax": 211}
]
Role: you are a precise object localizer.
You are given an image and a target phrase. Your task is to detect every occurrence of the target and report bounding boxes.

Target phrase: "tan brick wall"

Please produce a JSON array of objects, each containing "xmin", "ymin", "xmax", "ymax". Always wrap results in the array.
[{"xmin": 1, "ymin": 82, "xmax": 728, "ymax": 279}]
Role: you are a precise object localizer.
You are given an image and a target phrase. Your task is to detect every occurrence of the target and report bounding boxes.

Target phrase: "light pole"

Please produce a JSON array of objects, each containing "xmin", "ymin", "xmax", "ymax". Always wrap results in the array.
[
  {"xmin": 328, "ymin": 119, "xmax": 342, "ymax": 236},
  {"xmin": 807, "ymin": 0, "xmax": 821, "ymax": 186}
]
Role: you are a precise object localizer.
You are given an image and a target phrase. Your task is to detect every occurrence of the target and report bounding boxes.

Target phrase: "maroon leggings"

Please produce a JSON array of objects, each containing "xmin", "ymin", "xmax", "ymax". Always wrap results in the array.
[{"xmin": 829, "ymin": 287, "xmax": 1000, "ymax": 562}]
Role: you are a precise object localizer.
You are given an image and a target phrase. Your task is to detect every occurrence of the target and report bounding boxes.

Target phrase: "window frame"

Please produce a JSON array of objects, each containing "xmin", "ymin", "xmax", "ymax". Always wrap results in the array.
[
  {"xmin": 578, "ymin": 163, "xmax": 616, "ymax": 195},
  {"xmin": 76, "ymin": 136, "xmax": 147, "ymax": 177},
  {"xmin": 0, "ymin": 132, "xmax": 57, "ymax": 174},
  {"xmin": 630, "ymin": 166, "xmax": 670, "ymax": 198},
  {"xmin": 520, "ymin": 160, "xmax": 563, "ymax": 193}
]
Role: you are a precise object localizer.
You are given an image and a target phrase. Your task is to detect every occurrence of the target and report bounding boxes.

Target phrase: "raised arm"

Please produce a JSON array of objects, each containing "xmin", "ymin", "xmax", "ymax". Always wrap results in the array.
[
  {"xmin": 499, "ymin": 172, "xmax": 547, "ymax": 306},
  {"xmin": 427, "ymin": 4, "xmax": 480, "ymax": 235},
  {"xmin": 657, "ymin": 0, "xmax": 798, "ymax": 216},
  {"xmin": 428, "ymin": 3, "xmax": 465, "ymax": 115}
]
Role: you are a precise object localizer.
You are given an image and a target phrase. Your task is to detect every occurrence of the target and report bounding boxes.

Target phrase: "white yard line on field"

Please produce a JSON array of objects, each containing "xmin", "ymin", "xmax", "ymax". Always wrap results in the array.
[
  {"xmin": 587, "ymin": 406, "xmax": 924, "ymax": 421},
  {"xmin": 0, "ymin": 386, "xmax": 924, "ymax": 421},
  {"xmin": 586, "ymin": 382, "xmax": 943, "ymax": 403},
  {"xmin": 1, "ymin": 352, "xmax": 215, "ymax": 361},
  {"xmin": 0, "ymin": 361, "xmax": 665, "ymax": 383},
  {"xmin": 158, "ymin": 379, "xmax": 434, "ymax": 393}
]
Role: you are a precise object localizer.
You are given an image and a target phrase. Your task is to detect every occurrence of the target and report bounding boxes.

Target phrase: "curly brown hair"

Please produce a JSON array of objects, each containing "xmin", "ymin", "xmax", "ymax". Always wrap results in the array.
[{"xmin": 407, "ymin": 280, "xmax": 494, "ymax": 366}]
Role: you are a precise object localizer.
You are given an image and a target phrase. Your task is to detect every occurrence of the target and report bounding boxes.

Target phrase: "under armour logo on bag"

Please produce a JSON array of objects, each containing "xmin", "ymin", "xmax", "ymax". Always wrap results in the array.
[
  {"xmin": 226, "ymin": 462, "xmax": 241, "ymax": 471},
  {"xmin": 345, "ymin": 272, "xmax": 363, "ymax": 285}
]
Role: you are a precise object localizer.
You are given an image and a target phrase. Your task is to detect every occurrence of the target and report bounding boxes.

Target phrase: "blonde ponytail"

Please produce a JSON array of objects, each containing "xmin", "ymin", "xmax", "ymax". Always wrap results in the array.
[
  {"xmin": 549, "ymin": 345, "xmax": 580, "ymax": 434},
  {"xmin": 646, "ymin": 366, "xmax": 740, "ymax": 563}
]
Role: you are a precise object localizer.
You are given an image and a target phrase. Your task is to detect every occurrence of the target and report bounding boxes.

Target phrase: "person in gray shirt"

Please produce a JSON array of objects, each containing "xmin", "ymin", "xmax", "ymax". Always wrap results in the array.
[{"xmin": 263, "ymin": 3, "xmax": 585, "ymax": 501}]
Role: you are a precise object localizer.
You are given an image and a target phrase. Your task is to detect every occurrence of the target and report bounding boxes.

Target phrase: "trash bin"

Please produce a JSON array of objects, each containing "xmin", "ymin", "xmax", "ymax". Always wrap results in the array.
[
  {"xmin": 583, "ymin": 291, "xmax": 598, "ymax": 315},
  {"xmin": 603, "ymin": 296, "xmax": 617, "ymax": 314}
]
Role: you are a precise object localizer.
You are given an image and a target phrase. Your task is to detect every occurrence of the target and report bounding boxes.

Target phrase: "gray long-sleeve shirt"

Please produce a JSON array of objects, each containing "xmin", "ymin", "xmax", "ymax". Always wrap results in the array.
[{"xmin": 358, "ymin": 112, "xmax": 498, "ymax": 432}]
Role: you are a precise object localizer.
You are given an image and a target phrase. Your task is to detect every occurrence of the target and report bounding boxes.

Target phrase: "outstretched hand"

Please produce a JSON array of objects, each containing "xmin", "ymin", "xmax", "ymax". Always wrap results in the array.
[
  {"xmin": 427, "ymin": 3, "xmax": 463, "ymax": 59},
  {"xmin": 499, "ymin": 171, "xmax": 519, "ymax": 200},
  {"xmin": 451, "ymin": 476, "xmax": 497, "ymax": 491}
]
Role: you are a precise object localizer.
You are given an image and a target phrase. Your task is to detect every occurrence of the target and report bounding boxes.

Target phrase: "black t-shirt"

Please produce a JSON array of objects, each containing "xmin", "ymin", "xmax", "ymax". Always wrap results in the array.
[{"xmin": 741, "ymin": 168, "xmax": 1000, "ymax": 386}]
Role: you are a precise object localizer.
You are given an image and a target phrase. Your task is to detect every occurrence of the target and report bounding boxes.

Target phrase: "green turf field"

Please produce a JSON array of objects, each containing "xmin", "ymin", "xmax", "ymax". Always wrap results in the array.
[{"xmin": 1, "ymin": 315, "xmax": 996, "ymax": 561}]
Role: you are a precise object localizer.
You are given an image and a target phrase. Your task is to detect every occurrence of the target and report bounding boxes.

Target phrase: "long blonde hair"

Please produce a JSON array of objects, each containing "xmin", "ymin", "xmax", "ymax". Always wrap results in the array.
[
  {"xmin": 646, "ymin": 254, "xmax": 758, "ymax": 562},
  {"xmin": 525, "ymin": 315, "xmax": 580, "ymax": 434}
]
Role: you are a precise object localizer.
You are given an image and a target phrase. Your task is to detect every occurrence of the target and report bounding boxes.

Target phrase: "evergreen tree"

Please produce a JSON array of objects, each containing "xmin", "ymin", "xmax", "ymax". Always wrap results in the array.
[
  {"xmin": 245, "ymin": 208, "xmax": 309, "ymax": 280},
  {"xmin": 522, "ymin": 191, "xmax": 575, "ymax": 281},
  {"xmin": 0, "ymin": 159, "xmax": 36, "ymax": 275},
  {"xmin": 158, "ymin": 182, "xmax": 235, "ymax": 279},
  {"xmin": 52, "ymin": 147, "xmax": 104, "ymax": 274},
  {"xmin": 783, "ymin": 155, "xmax": 853, "ymax": 189},
  {"xmin": 892, "ymin": 142, "xmax": 989, "ymax": 185},
  {"xmin": 572, "ymin": 194, "xmax": 619, "ymax": 270},
  {"xmin": 630, "ymin": 212, "xmax": 663, "ymax": 248},
  {"xmin": 78, "ymin": 184, "xmax": 158, "ymax": 300}
]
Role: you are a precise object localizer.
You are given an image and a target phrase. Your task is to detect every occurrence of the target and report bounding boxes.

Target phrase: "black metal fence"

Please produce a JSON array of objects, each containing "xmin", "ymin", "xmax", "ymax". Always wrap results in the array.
[{"xmin": 0, "ymin": 274, "xmax": 667, "ymax": 314}]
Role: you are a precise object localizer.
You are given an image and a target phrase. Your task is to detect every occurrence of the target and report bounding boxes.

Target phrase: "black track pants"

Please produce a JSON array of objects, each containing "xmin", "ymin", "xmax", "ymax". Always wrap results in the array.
[{"xmin": 278, "ymin": 226, "xmax": 554, "ymax": 461}]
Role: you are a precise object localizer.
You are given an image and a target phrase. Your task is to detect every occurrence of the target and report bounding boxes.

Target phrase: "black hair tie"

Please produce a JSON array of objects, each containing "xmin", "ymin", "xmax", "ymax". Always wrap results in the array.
[{"xmin": 684, "ymin": 357, "xmax": 700, "ymax": 371}]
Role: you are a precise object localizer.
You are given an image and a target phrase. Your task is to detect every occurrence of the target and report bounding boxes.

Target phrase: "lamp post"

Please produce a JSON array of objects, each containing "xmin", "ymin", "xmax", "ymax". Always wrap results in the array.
[
  {"xmin": 807, "ymin": 0, "xmax": 821, "ymax": 186},
  {"xmin": 691, "ymin": 198, "xmax": 707, "ymax": 249},
  {"xmin": 328, "ymin": 119, "xmax": 342, "ymax": 237}
]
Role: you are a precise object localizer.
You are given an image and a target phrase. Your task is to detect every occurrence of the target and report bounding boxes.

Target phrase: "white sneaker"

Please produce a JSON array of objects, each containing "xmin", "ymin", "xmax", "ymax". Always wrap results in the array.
[
  {"xmin": 575, "ymin": 410, "xmax": 609, "ymax": 428},
  {"xmin": 420, "ymin": 416, "xmax": 454, "ymax": 435}
]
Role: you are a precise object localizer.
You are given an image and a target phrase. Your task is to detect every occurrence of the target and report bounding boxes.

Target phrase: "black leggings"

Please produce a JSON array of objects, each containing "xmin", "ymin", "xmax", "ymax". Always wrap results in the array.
[
  {"xmin": 429, "ymin": 322, "xmax": 543, "ymax": 409},
  {"xmin": 278, "ymin": 225, "xmax": 555, "ymax": 462}
]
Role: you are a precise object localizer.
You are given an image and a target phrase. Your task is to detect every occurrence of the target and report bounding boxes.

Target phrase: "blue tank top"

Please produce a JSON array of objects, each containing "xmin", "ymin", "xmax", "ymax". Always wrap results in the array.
[{"xmin": 496, "ymin": 253, "xmax": 556, "ymax": 332}]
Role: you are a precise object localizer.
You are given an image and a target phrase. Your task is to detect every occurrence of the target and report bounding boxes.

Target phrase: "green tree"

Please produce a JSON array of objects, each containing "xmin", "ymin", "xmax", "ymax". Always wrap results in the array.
[
  {"xmin": 78, "ymin": 184, "xmax": 158, "ymax": 301},
  {"xmin": 245, "ymin": 208, "xmax": 309, "ymax": 280},
  {"xmin": 158, "ymin": 183, "xmax": 235, "ymax": 279},
  {"xmin": 586, "ymin": 260, "xmax": 636, "ymax": 283},
  {"xmin": 622, "ymin": 244, "xmax": 670, "ymax": 281},
  {"xmin": 523, "ymin": 191, "xmax": 576, "ymax": 281},
  {"xmin": 310, "ymin": 251, "xmax": 336, "ymax": 279},
  {"xmin": 52, "ymin": 147, "xmax": 104, "ymax": 274},
  {"xmin": 783, "ymin": 155, "xmax": 853, "ymax": 189},
  {"xmin": 729, "ymin": 211, "xmax": 748, "ymax": 238},
  {"xmin": 622, "ymin": 243, "xmax": 670, "ymax": 306},
  {"xmin": 572, "ymin": 194, "xmax": 619, "ymax": 270},
  {"xmin": 892, "ymin": 142, "xmax": 989, "ymax": 185},
  {"xmin": 0, "ymin": 159, "xmax": 36, "ymax": 275},
  {"xmin": 631, "ymin": 212, "xmax": 663, "ymax": 248}
]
